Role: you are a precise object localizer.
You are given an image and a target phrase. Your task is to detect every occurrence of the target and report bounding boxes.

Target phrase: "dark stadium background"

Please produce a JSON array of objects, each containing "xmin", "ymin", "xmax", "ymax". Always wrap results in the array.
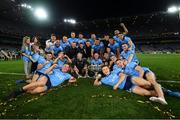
[{"xmin": 0, "ymin": 0, "xmax": 180, "ymax": 53}]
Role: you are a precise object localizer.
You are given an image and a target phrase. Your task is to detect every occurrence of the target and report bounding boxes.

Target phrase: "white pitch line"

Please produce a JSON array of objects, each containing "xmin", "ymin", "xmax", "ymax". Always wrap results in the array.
[
  {"xmin": 0, "ymin": 72, "xmax": 179, "ymax": 83},
  {"xmin": 0, "ymin": 72, "xmax": 25, "ymax": 76},
  {"xmin": 158, "ymin": 80, "xmax": 180, "ymax": 83}
]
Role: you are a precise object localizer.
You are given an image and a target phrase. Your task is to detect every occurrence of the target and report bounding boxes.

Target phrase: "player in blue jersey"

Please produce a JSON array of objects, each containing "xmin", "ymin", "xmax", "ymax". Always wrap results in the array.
[
  {"xmin": 91, "ymin": 39, "xmax": 104, "ymax": 58},
  {"xmin": 68, "ymin": 32, "xmax": 78, "ymax": 44},
  {"xmin": 89, "ymin": 53, "xmax": 103, "ymax": 76},
  {"xmin": 77, "ymin": 33, "xmax": 86, "ymax": 46},
  {"xmin": 115, "ymin": 59, "xmax": 177, "ymax": 100},
  {"xmin": 6, "ymin": 64, "xmax": 76, "ymax": 100},
  {"xmin": 113, "ymin": 23, "xmax": 128, "ymax": 43},
  {"xmin": 60, "ymin": 36, "xmax": 70, "ymax": 50},
  {"xmin": 30, "ymin": 52, "xmax": 53, "ymax": 83},
  {"xmin": 53, "ymin": 51, "xmax": 72, "ymax": 69},
  {"xmin": 120, "ymin": 43, "xmax": 139, "ymax": 64},
  {"xmin": 90, "ymin": 53, "xmax": 103, "ymax": 66},
  {"xmin": 89, "ymin": 33, "xmax": 96, "ymax": 45},
  {"xmin": 50, "ymin": 39, "xmax": 63, "ymax": 57},
  {"xmin": 94, "ymin": 65, "xmax": 167, "ymax": 105},
  {"xmin": 108, "ymin": 38, "xmax": 120, "ymax": 58},
  {"xmin": 118, "ymin": 33, "xmax": 135, "ymax": 52}
]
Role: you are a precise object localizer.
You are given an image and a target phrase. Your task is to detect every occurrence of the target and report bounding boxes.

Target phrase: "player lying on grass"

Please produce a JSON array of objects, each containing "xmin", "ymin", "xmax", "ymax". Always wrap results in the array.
[
  {"xmin": 6, "ymin": 64, "xmax": 76, "ymax": 100},
  {"xmin": 113, "ymin": 59, "xmax": 180, "ymax": 98},
  {"xmin": 94, "ymin": 65, "xmax": 168, "ymax": 105},
  {"xmin": 113, "ymin": 59, "xmax": 166, "ymax": 101}
]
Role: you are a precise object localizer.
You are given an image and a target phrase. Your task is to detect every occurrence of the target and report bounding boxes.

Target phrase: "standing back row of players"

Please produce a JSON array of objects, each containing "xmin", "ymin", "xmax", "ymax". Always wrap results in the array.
[{"xmin": 21, "ymin": 24, "xmax": 137, "ymax": 79}]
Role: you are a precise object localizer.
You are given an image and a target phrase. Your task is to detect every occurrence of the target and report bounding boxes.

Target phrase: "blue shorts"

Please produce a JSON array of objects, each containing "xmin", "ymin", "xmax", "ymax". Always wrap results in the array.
[
  {"xmin": 35, "ymin": 71, "xmax": 45, "ymax": 76},
  {"xmin": 143, "ymin": 69, "xmax": 151, "ymax": 79},
  {"xmin": 43, "ymin": 75, "xmax": 52, "ymax": 91},
  {"xmin": 123, "ymin": 76, "xmax": 136, "ymax": 92}
]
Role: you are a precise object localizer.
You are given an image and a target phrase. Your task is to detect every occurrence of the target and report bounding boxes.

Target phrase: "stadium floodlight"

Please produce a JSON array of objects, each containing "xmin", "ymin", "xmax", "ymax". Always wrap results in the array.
[
  {"xmin": 167, "ymin": 6, "xmax": 178, "ymax": 13},
  {"xmin": 70, "ymin": 19, "xmax": 76, "ymax": 24},
  {"xmin": 34, "ymin": 8, "xmax": 48, "ymax": 20},
  {"xmin": 64, "ymin": 18, "xmax": 76, "ymax": 24},
  {"xmin": 21, "ymin": 3, "xmax": 32, "ymax": 10},
  {"xmin": 64, "ymin": 19, "xmax": 67, "ymax": 22}
]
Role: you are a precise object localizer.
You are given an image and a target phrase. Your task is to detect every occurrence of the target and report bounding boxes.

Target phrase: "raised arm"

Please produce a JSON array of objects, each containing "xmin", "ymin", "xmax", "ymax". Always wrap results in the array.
[
  {"xmin": 64, "ymin": 54, "xmax": 72, "ymax": 64},
  {"xmin": 120, "ymin": 23, "xmax": 128, "ymax": 35},
  {"xmin": 128, "ymin": 38, "xmax": 133, "ymax": 50},
  {"xmin": 53, "ymin": 56, "xmax": 60, "ymax": 64}
]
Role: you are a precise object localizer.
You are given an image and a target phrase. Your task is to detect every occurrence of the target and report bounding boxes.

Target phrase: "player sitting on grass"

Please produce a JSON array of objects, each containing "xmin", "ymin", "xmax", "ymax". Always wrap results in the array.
[
  {"xmin": 89, "ymin": 53, "xmax": 103, "ymax": 77},
  {"xmin": 6, "ymin": 64, "xmax": 76, "ymax": 100},
  {"xmin": 94, "ymin": 65, "xmax": 168, "ymax": 105},
  {"xmin": 72, "ymin": 53, "xmax": 89, "ymax": 78}
]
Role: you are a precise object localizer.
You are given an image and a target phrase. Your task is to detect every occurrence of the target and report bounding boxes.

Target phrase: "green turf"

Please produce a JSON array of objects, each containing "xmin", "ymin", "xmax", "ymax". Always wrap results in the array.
[{"xmin": 0, "ymin": 54, "xmax": 180, "ymax": 119}]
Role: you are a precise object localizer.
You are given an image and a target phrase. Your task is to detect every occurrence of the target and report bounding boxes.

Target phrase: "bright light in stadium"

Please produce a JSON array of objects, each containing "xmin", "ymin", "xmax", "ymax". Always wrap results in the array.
[
  {"xmin": 21, "ymin": 3, "xmax": 32, "ymax": 10},
  {"xmin": 167, "ymin": 6, "xmax": 178, "ymax": 13},
  {"xmin": 34, "ymin": 8, "xmax": 48, "ymax": 20},
  {"xmin": 64, "ymin": 19, "xmax": 76, "ymax": 24}
]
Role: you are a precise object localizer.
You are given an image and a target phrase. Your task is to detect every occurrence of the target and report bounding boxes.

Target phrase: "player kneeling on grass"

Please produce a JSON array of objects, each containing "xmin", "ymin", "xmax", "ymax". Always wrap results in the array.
[
  {"xmin": 6, "ymin": 64, "xmax": 76, "ymax": 100},
  {"xmin": 94, "ymin": 65, "xmax": 168, "ymax": 105}
]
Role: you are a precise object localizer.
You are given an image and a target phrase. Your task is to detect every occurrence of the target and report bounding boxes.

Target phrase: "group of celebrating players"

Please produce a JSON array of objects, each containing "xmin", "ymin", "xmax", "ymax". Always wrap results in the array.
[{"xmin": 7, "ymin": 23, "xmax": 180, "ymax": 105}]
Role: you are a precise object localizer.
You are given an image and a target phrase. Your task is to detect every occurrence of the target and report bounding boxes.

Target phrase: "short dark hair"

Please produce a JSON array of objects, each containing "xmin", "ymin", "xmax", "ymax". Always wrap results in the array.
[
  {"xmin": 102, "ymin": 65, "xmax": 109, "ymax": 69},
  {"xmin": 57, "ymin": 50, "xmax": 64, "ymax": 55},
  {"xmin": 45, "ymin": 52, "xmax": 52, "ymax": 55},
  {"xmin": 51, "ymin": 33, "xmax": 56, "ymax": 36}
]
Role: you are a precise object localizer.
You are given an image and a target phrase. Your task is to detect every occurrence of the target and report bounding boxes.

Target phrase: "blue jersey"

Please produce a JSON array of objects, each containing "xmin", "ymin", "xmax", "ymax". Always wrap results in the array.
[
  {"xmin": 120, "ymin": 50, "xmax": 139, "ymax": 63},
  {"xmin": 134, "ymin": 67, "xmax": 151, "ymax": 77},
  {"xmin": 32, "ymin": 53, "xmax": 40, "ymax": 62},
  {"xmin": 101, "ymin": 72, "xmax": 126, "ymax": 89},
  {"xmin": 123, "ymin": 62, "xmax": 151, "ymax": 77},
  {"xmin": 113, "ymin": 36, "xmax": 120, "ymax": 43},
  {"xmin": 123, "ymin": 62, "xmax": 138, "ymax": 76},
  {"xmin": 120, "ymin": 36, "xmax": 135, "ymax": 52},
  {"xmin": 92, "ymin": 44, "xmax": 103, "ymax": 53},
  {"xmin": 108, "ymin": 43, "xmax": 119, "ymax": 54},
  {"xmin": 37, "ymin": 57, "xmax": 53, "ymax": 74},
  {"xmin": 48, "ymin": 69, "xmax": 72, "ymax": 87},
  {"xmin": 50, "ymin": 45, "xmax": 63, "ymax": 56},
  {"xmin": 60, "ymin": 41, "xmax": 70, "ymax": 49},
  {"xmin": 112, "ymin": 64, "xmax": 123, "ymax": 75},
  {"xmin": 68, "ymin": 38, "xmax": 78, "ymax": 44},
  {"xmin": 89, "ymin": 39, "xmax": 95, "ymax": 45},
  {"xmin": 77, "ymin": 39, "xmax": 86, "ymax": 46},
  {"xmin": 91, "ymin": 59, "xmax": 103, "ymax": 65},
  {"xmin": 57, "ymin": 58, "xmax": 68, "ymax": 69},
  {"xmin": 21, "ymin": 46, "xmax": 31, "ymax": 62}
]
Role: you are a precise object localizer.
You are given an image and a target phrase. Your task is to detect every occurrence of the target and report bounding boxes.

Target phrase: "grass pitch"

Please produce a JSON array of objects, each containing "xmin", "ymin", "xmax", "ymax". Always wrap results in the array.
[{"xmin": 0, "ymin": 54, "xmax": 179, "ymax": 119}]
